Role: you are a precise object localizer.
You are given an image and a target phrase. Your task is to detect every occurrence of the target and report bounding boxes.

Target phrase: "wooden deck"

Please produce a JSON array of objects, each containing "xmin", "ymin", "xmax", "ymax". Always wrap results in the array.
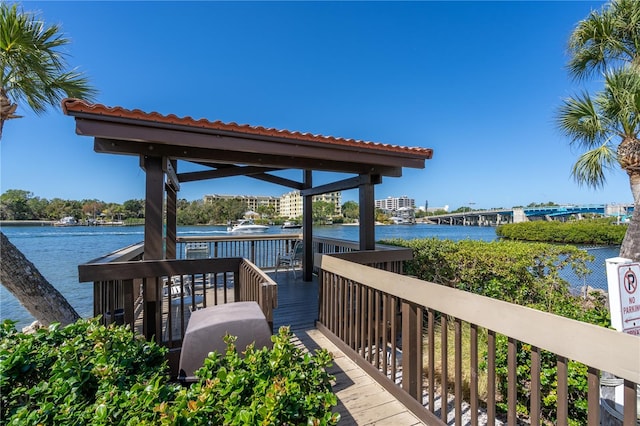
[{"xmin": 268, "ymin": 271, "xmax": 426, "ymax": 426}]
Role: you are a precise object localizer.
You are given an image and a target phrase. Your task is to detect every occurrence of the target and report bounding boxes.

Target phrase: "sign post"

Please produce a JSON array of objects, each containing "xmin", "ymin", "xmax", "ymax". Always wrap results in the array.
[{"xmin": 606, "ymin": 257, "xmax": 640, "ymax": 335}]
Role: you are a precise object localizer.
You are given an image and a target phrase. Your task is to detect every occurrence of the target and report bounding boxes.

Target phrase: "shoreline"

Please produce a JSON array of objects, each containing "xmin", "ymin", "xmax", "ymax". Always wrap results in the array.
[{"xmin": 0, "ymin": 220, "xmax": 55, "ymax": 226}]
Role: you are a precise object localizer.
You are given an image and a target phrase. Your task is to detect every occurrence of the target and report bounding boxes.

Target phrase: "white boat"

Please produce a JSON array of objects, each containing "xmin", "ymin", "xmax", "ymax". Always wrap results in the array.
[
  {"xmin": 227, "ymin": 219, "xmax": 269, "ymax": 233},
  {"xmin": 281, "ymin": 221, "xmax": 302, "ymax": 229},
  {"xmin": 54, "ymin": 216, "xmax": 78, "ymax": 227}
]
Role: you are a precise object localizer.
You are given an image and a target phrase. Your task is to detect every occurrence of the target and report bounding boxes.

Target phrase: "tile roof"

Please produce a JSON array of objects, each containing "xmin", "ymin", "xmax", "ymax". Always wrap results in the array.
[{"xmin": 62, "ymin": 99, "xmax": 433, "ymax": 159}]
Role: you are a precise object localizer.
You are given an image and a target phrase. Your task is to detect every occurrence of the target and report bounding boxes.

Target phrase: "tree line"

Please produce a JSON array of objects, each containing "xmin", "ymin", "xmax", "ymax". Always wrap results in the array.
[
  {"xmin": 0, "ymin": 189, "xmax": 144, "ymax": 223},
  {"xmin": 0, "ymin": 190, "xmax": 369, "ymax": 226}
]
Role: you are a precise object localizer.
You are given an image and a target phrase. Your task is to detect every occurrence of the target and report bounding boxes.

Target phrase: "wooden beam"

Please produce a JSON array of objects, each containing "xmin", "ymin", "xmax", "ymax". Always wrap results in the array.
[
  {"xmin": 93, "ymin": 137, "xmax": 407, "ymax": 176},
  {"xmin": 163, "ymin": 157, "xmax": 180, "ymax": 191},
  {"xmin": 177, "ymin": 165, "xmax": 282, "ymax": 182},
  {"xmin": 83, "ymin": 119, "xmax": 428, "ymax": 168},
  {"xmin": 301, "ymin": 176, "xmax": 360, "ymax": 196},
  {"xmin": 250, "ymin": 173, "xmax": 304, "ymax": 190},
  {"xmin": 301, "ymin": 174, "xmax": 382, "ymax": 197}
]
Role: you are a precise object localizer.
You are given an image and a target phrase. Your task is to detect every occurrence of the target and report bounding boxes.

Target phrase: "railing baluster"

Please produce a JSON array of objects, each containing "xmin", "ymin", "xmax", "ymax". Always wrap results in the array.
[
  {"xmin": 390, "ymin": 296, "xmax": 398, "ymax": 380},
  {"xmin": 487, "ymin": 329, "xmax": 496, "ymax": 425},
  {"xmin": 348, "ymin": 280, "xmax": 355, "ymax": 349},
  {"xmin": 428, "ymin": 308, "xmax": 435, "ymax": 413},
  {"xmin": 454, "ymin": 317, "xmax": 462, "ymax": 426},
  {"xmin": 531, "ymin": 345, "xmax": 541, "ymax": 425},
  {"xmin": 508, "ymin": 337, "xmax": 517, "ymax": 426},
  {"xmin": 470, "ymin": 323, "xmax": 478, "ymax": 426},
  {"xmin": 374, "ymin": 290, "xmax": 381, "ymax": 369},
  {"xmin": 367, "ymin": 287, "xmax": 374, "ymax": 364},
  {"xmin": 623, "ymin": 379, "xmax": 637, "ymax": 426},
  {"xmin": 587, "ymin": 366, "xmax": 599, "ymax": 426},
  {"xmin": 382, "ymin": 293, "xmax": 389, "ymax": 376},
  {"xmin": 441, "ymin": 314, "xmax": 448, "ymax": 424},
  {"xmin": 557, "ymin": 355, "xmax": 568, "ymax": 426}
]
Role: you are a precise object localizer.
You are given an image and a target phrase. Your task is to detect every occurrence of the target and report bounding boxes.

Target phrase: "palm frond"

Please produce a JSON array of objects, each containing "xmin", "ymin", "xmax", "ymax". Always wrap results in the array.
[
  {"xmin": 0, "ymin": 3, "xmax": 97, "ymax": 116},
  {"xmin": 597, "ymin": 67, "xmax": 640, "ymax": 137},
  {"xmin": 557, "ymin": 91, "xmax": 607, "ymax": 149},
  {"xmin": 571, "ymin": 143, "xmax": 617, "ymax": 188},
  {"xmin": 567, "ymin": 0, "xmax": 640, "ymax": 80}
]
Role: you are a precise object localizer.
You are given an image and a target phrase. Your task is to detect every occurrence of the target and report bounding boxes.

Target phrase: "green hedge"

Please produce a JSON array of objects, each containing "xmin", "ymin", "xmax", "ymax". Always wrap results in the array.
[
  {"xmin": 381, "ymin": 238, "xmax": 610, "ymax": 424},
  {"xmin": 496, "ymin": 219, "xmax": 627, "ymax": 245},
  {"xmin": 0, "ymin": 319, "xmax": 339, "ymax": 425}
]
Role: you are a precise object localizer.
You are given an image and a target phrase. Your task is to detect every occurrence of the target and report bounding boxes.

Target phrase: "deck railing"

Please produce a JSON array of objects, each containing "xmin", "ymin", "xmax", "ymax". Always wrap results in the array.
[
  {"xmin": 176, "ymin": 234, "xmax": 302, "ymax": 268},
  {"xmin": 317, "ymin": 254, "xmax": 640, "ymax": 426},
  {"xmin": 78, "ymin": 252, "xmax": 277, "ymax": 347}
]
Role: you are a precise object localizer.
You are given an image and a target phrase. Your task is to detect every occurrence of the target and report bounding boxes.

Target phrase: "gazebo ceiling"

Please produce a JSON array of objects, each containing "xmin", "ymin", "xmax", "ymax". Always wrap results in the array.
[{"xmin": 62, "ymin": 99, "xmax": 433, "ymax": 186}]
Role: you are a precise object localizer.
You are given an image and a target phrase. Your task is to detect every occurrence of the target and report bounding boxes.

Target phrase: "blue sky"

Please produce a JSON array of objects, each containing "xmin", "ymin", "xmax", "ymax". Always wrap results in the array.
[{"xmin": 1, "ymin": 0, "xmax": 630, "ymax": 211}]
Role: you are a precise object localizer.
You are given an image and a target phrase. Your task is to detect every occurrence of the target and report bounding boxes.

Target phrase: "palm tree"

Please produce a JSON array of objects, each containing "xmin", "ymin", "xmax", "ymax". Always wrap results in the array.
[
  {"xmin": 558, "ymin": 0, "xmax": 640, "ymax": 260},
  {"xmin": 0, "ymin": 3, "xmax": 97, "ymax": 326},
  {"xmin": 0, "ymin": 3, "xmax": 96, "ymax": 139}
]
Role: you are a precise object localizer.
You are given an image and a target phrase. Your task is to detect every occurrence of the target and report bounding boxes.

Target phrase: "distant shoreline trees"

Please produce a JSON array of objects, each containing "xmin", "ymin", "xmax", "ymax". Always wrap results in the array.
[{"xmin": 0, "ymin": 189, "xmax": 145, "ymax": 223}]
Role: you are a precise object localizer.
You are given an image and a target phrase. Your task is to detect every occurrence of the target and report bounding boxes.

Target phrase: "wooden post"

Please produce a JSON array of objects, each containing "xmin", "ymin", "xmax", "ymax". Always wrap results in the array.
[
  {"xmin": 143, "ymin": 155, "xmax": 164, "ymax": 340},
  {"xmin": 303, "ymin": 170, "xmax": 313, "ymax": 281},
  {"xmin": 166, "ymin": 183, "xmax": 177, "ymax": 260},
  {"xmin": 401, "ymin": 301, "xmax": 419, "ymax": 398},
  {"xmin": 359, "ymin": 174, "xmax": 377, "ymax": 250}
]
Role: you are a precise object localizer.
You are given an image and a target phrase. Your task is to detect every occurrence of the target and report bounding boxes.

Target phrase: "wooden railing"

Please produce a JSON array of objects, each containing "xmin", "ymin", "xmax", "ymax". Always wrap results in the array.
[
  {"xmin": 78, "ymin": 255, "xmax": 277, "ymax": 346},
  {"xmin": 79, "ymin": 236, "xmax": 410, "ymax": 337},
  {"xmin": 317, "ymin": 254, "xmax": 640, "ymax": 426},
  {"xmin": 176, "ymin": 234, "xmax": 302, "ymax": 268}
]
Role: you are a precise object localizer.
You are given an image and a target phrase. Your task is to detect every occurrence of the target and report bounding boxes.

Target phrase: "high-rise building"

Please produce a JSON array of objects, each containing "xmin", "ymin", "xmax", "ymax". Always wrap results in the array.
[{"xmin": 375, "ymin": 195, "xmax": 415, "ymax": 211}]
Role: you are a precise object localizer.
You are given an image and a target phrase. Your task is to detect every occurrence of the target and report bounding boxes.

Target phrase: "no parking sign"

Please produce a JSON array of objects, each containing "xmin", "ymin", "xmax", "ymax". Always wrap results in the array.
[
  {"xmin": 606, "ymin": 257, "xmax": 640, "ymax": 336},
  {"xmin": 617, "ymin": 263, "xmax": 640, "ymax": 335}
]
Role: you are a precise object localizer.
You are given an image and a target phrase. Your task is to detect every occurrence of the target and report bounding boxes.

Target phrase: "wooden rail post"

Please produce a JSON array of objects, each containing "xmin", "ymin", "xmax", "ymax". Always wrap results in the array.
[{"xmin": 401, "ymin": 300, "xmax": 419, "ymax": 399}]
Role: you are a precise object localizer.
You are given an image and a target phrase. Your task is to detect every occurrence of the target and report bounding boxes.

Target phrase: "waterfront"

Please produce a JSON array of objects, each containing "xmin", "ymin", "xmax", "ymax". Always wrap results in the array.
[{"xmin": 0, "ymin": 224, "xmax": 618, "ymax": 329}]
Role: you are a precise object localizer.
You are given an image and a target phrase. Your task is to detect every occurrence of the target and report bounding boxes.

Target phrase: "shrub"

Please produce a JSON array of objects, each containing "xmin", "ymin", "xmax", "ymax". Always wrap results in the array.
[
  {"xmin": 0, "ymin": 319, "xmax": 339, "ymax": 425},
  {"xmin": 0, "ymin": 318, "xmax": 173, "ymax": 424},
  {"xmin": 496, "ymin": 219, "xmax": 627, "ymax": 245}
]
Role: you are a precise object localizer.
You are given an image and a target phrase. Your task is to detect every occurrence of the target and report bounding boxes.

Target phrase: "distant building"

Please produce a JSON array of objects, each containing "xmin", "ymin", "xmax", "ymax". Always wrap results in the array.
[
  {"xmin": 280, "ymin": 190, "xmax": 342, "ymax": 218},
  {"xmin": 204, "ymin": 191, "xmax": 342, "ymax": 218},
  {"xmin": 375, "ymin": 195, "xmax": 415, "ymax": 211},
  {"xmin": 203, "ymin": 194, "xmax": 280, "ymax": 215}
]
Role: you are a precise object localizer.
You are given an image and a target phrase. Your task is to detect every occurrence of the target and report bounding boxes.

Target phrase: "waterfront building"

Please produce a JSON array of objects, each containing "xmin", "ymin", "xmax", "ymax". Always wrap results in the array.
[
  {"xmin": 375, "ymin": 195, "xmax": 415, "ymax": 211},
  {"xmin": 279, "ymin": 190, "xmax": 342, "ymax": 219},
  {"xmin": 203, "ymin": 194, "xmax": 280, "ymax": 216}
]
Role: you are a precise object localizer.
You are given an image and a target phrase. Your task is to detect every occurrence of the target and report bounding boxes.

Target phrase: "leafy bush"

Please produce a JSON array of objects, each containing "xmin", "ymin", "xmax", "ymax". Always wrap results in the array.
[
  {"xmin": 0, "ymin": 319, "xmax": 339, "ymax": 425},
  {"xmin": 0, "ymin": 318, "xmax": 173, "ymax": 425},
  {"xmin": 152, "ymin": 333, "xmax": 339, "ymax": 425},
  {"xmin": 381, "ymin": 238, "xmax": 610, "ymax": 424},
  {"xmin": 496, "ymin": 219, "xmax": 627, "ymax": 245}
]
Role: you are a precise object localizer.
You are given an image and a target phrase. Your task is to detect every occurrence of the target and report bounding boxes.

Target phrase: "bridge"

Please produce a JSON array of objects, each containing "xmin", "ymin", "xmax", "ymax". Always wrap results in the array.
[{"xmin": 422, "ymin": 204, "xmax": 634, "ymax": 227}]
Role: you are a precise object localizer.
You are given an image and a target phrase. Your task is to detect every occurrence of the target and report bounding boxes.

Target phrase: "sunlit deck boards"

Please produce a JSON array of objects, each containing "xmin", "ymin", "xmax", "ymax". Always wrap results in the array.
[
  {"xmin": 271, "ymin": 271, "xmax": 426, "ymax": 425},
  {"xmin": 292, "ymin": 328, "xmax": 426, "ymax": 425}
]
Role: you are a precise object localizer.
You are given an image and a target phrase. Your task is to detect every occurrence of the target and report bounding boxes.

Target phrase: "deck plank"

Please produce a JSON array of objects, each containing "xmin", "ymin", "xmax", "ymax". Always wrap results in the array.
[
  {"xmin": 293, "ymin": 327, "xmax": 426, "ymax": 426},
  {"xmin": 270, "ymin": 271, "xmax": 425, "ymax": 424}
]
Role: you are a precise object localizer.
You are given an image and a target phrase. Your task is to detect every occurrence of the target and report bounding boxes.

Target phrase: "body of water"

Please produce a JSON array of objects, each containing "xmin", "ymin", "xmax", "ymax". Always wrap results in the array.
[{"xmin": 0, "ymin": 223, "xmax": 618, "ymax": 329}]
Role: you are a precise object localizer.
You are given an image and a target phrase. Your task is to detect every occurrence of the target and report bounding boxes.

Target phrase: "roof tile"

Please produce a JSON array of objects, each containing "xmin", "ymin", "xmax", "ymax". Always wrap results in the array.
[{"xmin": 62, "ymin": 98, "xmax": 433, "ymax": 159}]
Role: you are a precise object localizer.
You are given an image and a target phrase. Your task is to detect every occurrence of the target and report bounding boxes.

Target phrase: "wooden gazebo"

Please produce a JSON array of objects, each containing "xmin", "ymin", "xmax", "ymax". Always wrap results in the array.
[{"xmin": 62, "ymin": 98, "xmax": 433, "ymax": 280}]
